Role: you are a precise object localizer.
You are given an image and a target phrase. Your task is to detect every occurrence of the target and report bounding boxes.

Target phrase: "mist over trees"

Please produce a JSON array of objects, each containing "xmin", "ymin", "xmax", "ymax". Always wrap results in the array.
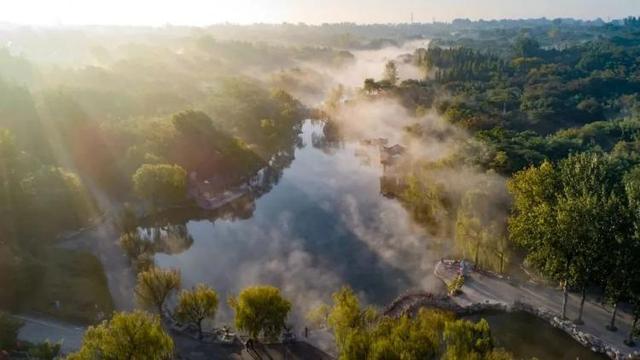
[{"xmin": 3, "ymin": 15, "xmax": 640, "ymax": 357}]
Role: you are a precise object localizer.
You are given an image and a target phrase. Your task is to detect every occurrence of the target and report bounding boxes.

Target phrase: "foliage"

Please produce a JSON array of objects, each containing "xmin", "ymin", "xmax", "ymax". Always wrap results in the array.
[
  {"xmin": 326, "ymin": 287, "xmax": 378, "ymax": 351},
  {"xmin": 27, "ymin": 340, "xmax": 61, "ymax": 360},
  {"xmin": 174, "ymin": 284, "xmax": 219, "ymax": 339},
  {"xmin": 455, "ymin": 185, "xmax": 510, "ymax": 273},
  {"xmin": 118, "ymin": 205, "xmax": 138, "ymax": 234},
  {"xmin": 383, "ymin": 61, "xmax": 399, "ymax": 85},
  {"xmin": 322, "ymin": 287, "xmax": 511, "ymax": 360},
  {"xmin": 119, "ymin": 232, "xmax": 153, "ymax": 263},
  {"xmin": 443, "ymin": 319, "xmax": 494, "ymax": 360},
  {"xmin": 134, "ymin": 267, "xmax": 181, "ymax": 316},
  {"xmin": 132, "ymin": 163, "xmax": 187, "ymax": 207},
  {"xmin": 0, "ymin": 312, "xmax": 23, "ymax": 351},
  {"xmin": 228, "ymin": 285, "xmax": 292, "ymax": 341},
  {"xmin": 508, "ymin": 153, "xmax": 631, "ymax": 318},
  {"xmin": 398, "ymin": 174, "xmax": 448, "ymax": 231},
  {"xmin": 67, "ymin": 311, "xmax": 174, "ymax": 360},
  {"xmin": 447, "ymin": 275, "xmax": 465, "ymax": 296}
]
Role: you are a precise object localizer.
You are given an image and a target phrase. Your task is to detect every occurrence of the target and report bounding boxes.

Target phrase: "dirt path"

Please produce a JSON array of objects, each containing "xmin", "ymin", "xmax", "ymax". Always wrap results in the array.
[{"xmin": 435, "ymin": 261, "xmax": 638, "ymax": 358}]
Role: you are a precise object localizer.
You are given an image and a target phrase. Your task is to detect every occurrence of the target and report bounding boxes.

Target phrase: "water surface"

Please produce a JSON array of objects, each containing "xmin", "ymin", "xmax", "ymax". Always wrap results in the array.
[
  {"xmin": 154, "ymin": 121, "xmax": 443, "ymax": 322},
  {"xmin": 465, "ymin": 311, "xmax": 607, "ymax": 360}
]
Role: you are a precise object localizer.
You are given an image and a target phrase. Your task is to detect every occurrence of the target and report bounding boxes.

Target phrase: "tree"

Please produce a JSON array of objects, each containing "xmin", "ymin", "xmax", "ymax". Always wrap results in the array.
[
  {"xmin": 118, "ymin": 204, "xmax": 138, "ymax": 234},
  {"xmin": 512, "ymin": 36, "xmax": 540, "ymax": 58},
  {"xmin": 119, "ymin": 232, "xmax": 153, "ymax": 263},
  {"xmin": 228, "ymin": 285, "xmax": 292, "ymax": 341},
  {"xmin": 508, "ymin": 154, "xmax": 623, "ymax": 320},
  {"xmin": 0, "ymin": 312, "xmax": 23, "ymax": 351},
  {"xmin": 134, "ymin": 267, "xmax": 181, "ymax": 317},
  {"xmin": 383, "ymin": 61, "xmax": 399, "ymax": 85},
  {"xmin": 326, "ymin": 287, "xmax": 377, "ymax": 351},
  {"xmin": 624, "ymin": 167, "xmax": 640, "ymax": 343},
  {"xmin": 132, "ymin": 163, "xmax": 187, "ymax": 208},
  {"xmin": 341, "ymin": 310, "xmax": 449, "ymax": 360},
  {"xmin": 171, "ymin": 110, "xmax": 214, "ymax": 136},
  {"xmin": 28, "ymin": 340, "xmax": 61, "ymax": 360},
  {"xmin": 320, "ymin": 287, "xmax": 511, "ymax": 360},
  {"xmin": 174, "ymin": 284, "xmax": 219, "ymax": 339},
  {"xmin": 443, "ymin": 319, "xmax": 494, "ymax": 360},
  {"xmin": 67, "ymin": 311, "xmax": 173, "ymax": 360},
  {"xmin": 363, "ymin": 78, "xmax": 380, "ymax": 94},
  {"xmin": 455, "ymin": 187, "xmax": 509, "ymax": 273}
]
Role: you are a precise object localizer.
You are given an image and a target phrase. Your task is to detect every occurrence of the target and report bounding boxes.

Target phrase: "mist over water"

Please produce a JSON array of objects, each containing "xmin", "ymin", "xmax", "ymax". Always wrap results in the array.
[{"xmin": 154, "ymin": 121, "xmax": 446, "ymax": 324}]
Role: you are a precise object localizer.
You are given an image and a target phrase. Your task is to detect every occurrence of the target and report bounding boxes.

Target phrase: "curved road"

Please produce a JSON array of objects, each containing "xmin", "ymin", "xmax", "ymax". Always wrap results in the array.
[
  {"xmin": 434, "ymin": 261, "xmax": 637, "ymax": 358},
  {"xmin": 16, "ymin": 315, "xmax": 85, "ymax": 354}
]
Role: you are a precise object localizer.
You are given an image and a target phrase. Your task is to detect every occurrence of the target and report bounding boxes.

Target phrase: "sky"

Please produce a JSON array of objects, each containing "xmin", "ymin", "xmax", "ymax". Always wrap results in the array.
[{"xmin": 1, "ymin": 0, "xmax": 639, "ymax": 26}]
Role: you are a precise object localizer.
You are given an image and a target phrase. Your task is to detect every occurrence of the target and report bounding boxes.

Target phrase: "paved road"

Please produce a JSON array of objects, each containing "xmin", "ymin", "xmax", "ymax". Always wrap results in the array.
[
  {"xmin": 16, "ymin": 315, "xmax": 86, "ymax": 355},
  {"xmin": 435, "ymin": 261, "xmax": 638, "ymax": 357}
]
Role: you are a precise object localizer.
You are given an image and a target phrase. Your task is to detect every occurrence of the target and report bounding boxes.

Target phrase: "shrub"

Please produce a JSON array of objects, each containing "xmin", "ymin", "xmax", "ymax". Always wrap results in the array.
[{"xmin": 447, "ymin": 275, "xmax": 465, "ymax": 296}]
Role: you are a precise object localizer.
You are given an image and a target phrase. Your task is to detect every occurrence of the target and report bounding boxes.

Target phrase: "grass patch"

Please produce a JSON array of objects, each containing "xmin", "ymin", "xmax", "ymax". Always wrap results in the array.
[{"xmin": 18, "ymin": 248, "xmax": 114, "ymax": 324}]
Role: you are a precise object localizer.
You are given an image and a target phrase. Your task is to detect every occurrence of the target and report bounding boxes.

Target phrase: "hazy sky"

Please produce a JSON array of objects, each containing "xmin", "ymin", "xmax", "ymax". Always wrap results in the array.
[{"xmin": 2, "ymin": 0, "xmax": 639, "ymax": 26}]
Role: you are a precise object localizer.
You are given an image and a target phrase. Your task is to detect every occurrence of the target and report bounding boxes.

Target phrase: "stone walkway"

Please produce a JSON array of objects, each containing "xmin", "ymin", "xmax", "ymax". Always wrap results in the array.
[{"xmin": 435, "ymin": 261, "xmax": 639, "ymax": 359}]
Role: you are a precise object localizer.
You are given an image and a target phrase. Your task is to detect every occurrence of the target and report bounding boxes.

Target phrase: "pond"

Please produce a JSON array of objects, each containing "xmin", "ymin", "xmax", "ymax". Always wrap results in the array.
[
  {"xmin": 465, "ymin": 311, "xmax": 607, "ymax": 360},
  {"xmin": 151, "ymin": 120, "xmax": 445, "ymax": 323}
]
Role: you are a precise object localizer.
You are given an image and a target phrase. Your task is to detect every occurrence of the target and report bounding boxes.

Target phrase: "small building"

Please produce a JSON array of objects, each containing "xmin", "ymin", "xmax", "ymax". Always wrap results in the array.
[{"xmin": 380, "ymin": 144, "xmax": 407, "ymax": 165}]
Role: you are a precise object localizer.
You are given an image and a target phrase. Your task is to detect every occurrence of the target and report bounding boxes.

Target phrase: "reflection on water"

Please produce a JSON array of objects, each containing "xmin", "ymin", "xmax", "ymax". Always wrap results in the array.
[
  {"xmin": 465, "ymin": 311, "xmax": 607, "ymax": 360},
  {"xmin": 149, "ymin": 120, "xmax": 445, "ymax": 322}
]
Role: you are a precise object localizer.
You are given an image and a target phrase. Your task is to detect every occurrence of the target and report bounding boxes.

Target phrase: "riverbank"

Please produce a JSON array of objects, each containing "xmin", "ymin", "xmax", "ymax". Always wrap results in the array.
[{"xmin": 432, "ymin": 260, "xmax": 640, "ymax": 359}]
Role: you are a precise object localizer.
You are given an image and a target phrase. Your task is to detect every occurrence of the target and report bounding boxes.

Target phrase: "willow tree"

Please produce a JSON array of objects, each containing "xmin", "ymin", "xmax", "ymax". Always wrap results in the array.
[
  {"xmin": 228, "ymin": 285, "xmax": 291, "ymax": 341},
  {"xmin": 68, "ymin": 311, "xmax": 173, "ymax": 360},
  {"xmin": 175, "ymin": 284, "xmax": 219, "ymax": 339},
  {"xmin": 455, "ymin": 185, "xmax": 509, "ymax": 273},
  {"xmin": 134, "ymin": 267, "xmax": 181, "ymax": 317}
]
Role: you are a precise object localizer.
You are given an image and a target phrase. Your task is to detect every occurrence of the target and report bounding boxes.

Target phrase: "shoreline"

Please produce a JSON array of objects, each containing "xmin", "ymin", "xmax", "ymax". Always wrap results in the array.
[{"xmin": 424, "ymin": 260, "xmax": 639, "ymax": 360}]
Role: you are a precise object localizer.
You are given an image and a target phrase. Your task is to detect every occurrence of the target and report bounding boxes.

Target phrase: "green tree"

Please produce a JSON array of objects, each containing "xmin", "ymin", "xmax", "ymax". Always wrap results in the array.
[
  {"xmin": 508, "ymin": 154, "xmax": 623, "ymax": 320},
  {"xmin": 512, "ymin": 36, "xmax": 540, "ymax": 58},
  {"xmin": 443, "ymin": 319, "xmax": 494, "ymax": 360},
  {"xmin": 132, "ymin": 163, "xmax": 187, "ymax": 208},
  {"xmin": 326, "ymin": 287, "xmax": 377, "ymax": 351},
  {"xmin": 383, "ymin": 61, "xmax": 399, "ymax": 85},
  {"xmin": 320, "ymin": 286, "xmax": 511, "ymax": 360},
  {"xmin": 134, "ymin": 267, "xmax": 181, "ymax": 317},
  {"xmin": 623, "ymin": 167, "xmax": 640, "ymax": 342},
  {"xmin": 228, "ymin": 285, "xmax": 292, "ymax": 341},
  {"xmin": 171, "ymin": 110, "xmax": 215, "ymax": 136},
  {"xmin": 174, "ymin": 284, "xmax": 219, "ymax": 339},
  {"xmin": 119, "ymin": 232, "xmax": 153, "ymax": 263},
  {"xmin": 67, "ymin": 311, "xmax": 173, "ymax": 360},
  {"xmin": 455, "ymin": 187, "xmax": 509, "ymax": 273}
]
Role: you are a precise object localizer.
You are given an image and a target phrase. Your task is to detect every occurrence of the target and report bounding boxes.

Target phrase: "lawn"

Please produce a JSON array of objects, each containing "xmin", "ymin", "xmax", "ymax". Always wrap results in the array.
[{"xmin": 18, "ymin": 248, "xmax": 114, "ymax": 324}]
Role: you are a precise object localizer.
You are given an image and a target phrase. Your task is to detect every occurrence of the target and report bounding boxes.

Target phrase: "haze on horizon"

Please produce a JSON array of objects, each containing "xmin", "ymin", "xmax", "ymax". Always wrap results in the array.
[{"xmin": 2, "ymin": 0, "xmax": 639, "ymax": 27}]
